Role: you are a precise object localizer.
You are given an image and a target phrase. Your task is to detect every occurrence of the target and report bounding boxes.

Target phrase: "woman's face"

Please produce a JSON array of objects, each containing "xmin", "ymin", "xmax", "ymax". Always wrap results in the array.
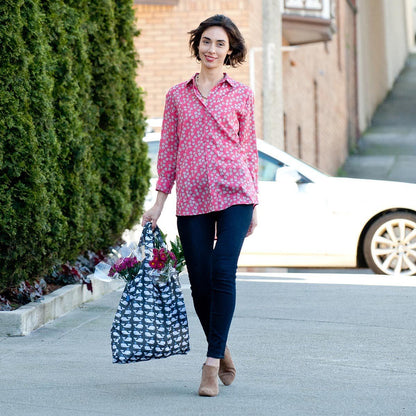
[{"xmin": 198, "ymin": 26, "xmax": 231, "ymax": 69}]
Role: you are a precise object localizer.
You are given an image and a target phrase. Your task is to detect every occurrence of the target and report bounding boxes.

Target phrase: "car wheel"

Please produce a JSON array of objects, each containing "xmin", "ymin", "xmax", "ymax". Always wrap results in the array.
[{"xmin": 363, "ymin": 212, "xmax": 416, "ymax": 276}]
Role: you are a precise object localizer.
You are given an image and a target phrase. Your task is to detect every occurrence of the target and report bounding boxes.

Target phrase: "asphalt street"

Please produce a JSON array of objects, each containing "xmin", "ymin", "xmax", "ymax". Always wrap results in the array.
[{"xmin": 1, "ymin": 272, "xmax": 416, "ymax": 416}]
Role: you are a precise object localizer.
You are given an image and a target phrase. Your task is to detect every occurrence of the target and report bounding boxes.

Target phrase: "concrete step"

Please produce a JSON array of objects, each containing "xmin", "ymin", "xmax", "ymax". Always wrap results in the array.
[{"xmin": 0, "ymin": 278, "xmax": 124, "ymax": 336}]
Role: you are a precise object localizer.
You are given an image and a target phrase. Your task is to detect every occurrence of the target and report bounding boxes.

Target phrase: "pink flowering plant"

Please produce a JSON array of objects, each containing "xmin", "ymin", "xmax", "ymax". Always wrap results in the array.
[
  {"xmin": 92, "ymin": 228, "xmax": 185, "ymax": 284},
  {"xmin": 149, "ymin": 234, "xmax": 185, "ymax": 282},
  {"xmin": 108, "ymin": 256, "xmax": 141, "ymax": 282}
]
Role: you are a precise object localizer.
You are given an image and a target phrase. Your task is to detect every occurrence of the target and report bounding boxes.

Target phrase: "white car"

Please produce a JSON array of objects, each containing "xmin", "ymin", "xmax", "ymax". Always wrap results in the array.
[{"xmin": 144, "ymin": 134, "xmax": 416, "ymax": 276}]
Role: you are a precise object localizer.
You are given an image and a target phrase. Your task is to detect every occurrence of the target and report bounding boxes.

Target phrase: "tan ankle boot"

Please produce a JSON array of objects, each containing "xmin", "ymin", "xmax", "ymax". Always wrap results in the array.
[
  {"xmin": 198, "ymin": 364, "xmax": 219, "ymax": 397},
  {"xmin": 219, "ymin": 347, "xmax": 236, "ymax": 386}
]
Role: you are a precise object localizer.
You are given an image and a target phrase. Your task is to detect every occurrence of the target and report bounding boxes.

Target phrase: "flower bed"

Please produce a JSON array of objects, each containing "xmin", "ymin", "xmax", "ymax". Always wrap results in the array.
[{"xmin": 0, "ymin": 250, "xmax": 107, "ymax": 312}]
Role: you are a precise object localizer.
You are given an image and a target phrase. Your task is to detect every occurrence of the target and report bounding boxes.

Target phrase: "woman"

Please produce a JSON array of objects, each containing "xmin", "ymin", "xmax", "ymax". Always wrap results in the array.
[{"xmin": 142, "ymin": 14, "xmax": 258, "ymax": 397}]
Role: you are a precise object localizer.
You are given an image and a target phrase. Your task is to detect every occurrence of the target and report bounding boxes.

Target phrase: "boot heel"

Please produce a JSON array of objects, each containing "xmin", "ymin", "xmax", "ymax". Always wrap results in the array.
[
  {"xmin": 219, "ymin": 347, "xmax": 236, "ymax": 386},
  {"xmin": 198, "ymin": 364, "xmax": 219, "ymax": 397}
]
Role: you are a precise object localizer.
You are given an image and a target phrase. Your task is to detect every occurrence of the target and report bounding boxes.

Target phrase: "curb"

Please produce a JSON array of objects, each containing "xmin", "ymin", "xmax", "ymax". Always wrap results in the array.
[{"xmin": 0, "ymin": 277, "xmax": 124, "ymax": 336}]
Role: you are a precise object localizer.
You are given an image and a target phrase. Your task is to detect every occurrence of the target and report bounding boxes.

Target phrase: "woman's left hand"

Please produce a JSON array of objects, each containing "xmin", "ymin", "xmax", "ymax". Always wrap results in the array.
[{"xmin": 246, "ymin": 206, "xmax": 258, "ymax": 237}]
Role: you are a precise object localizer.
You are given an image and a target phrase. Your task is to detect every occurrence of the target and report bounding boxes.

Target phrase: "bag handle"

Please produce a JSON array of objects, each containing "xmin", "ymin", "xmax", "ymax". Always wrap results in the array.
[{"xmin": 139, "ymin": 222, "xmax": 166, "ymax": 259}]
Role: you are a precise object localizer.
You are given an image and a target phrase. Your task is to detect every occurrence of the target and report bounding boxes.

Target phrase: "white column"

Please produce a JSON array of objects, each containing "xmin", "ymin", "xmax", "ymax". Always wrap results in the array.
[{"xmin": 262, "ymin": 0, "xmax": 284, "ymax": 148}]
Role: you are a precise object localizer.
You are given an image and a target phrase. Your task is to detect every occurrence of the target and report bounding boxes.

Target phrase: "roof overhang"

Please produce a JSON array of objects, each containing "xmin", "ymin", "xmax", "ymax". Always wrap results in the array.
[{"xmin": 282, "ymin": 13, "xmax": 336, "ymax": 45}]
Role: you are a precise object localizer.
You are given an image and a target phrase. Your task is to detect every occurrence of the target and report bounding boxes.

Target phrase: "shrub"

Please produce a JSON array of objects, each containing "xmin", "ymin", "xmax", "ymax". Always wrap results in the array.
[{"xmin": 0, "ymin": 0, "xmax": 149, "ymax": 291}]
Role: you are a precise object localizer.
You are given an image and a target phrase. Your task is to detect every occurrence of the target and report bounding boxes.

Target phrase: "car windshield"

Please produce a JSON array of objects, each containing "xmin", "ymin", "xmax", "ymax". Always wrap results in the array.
[
  {"xmin": 267, "ymin": 146, "xmax": 330, "ymax": 178},
  {"xmin": 291, "ymin": 154, "xmax": 330, "ymax": 177},
  {"xmin": 258, "ymin": 151, "xmax": 284, "ymax": 181}
]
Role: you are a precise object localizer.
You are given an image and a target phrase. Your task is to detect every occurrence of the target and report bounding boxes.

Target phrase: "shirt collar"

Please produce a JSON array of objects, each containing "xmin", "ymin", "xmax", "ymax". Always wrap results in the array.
[{"xmin": 186, "ymin": 73, "xmax": 237, "ymax": 88}]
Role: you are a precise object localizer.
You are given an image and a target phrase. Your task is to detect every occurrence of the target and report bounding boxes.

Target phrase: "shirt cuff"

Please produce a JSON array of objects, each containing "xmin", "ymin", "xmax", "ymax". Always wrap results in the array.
[{"xmin": 156, "ymin": 177, "xmax": 174, "ymax": 194}]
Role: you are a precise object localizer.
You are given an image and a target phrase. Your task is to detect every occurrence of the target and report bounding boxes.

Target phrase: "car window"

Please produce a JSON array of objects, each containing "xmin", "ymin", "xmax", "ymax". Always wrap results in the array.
[
  {"xmin": 258, "ymin": 151, "xmax": 284, "ymax": 181},
  {"xmin": 258, "ymin": 150, "xmax": 311, "ymax": 183},
  {"xmin": 146, "ymin": 141, "xmax": 159, "ymax": 178}
]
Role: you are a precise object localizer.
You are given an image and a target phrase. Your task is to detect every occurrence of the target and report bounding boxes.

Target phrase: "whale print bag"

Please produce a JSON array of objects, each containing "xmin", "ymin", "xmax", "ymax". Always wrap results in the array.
[{"xmin": 111, "ymin": 223, "xmax": 190, "ymax": 363}]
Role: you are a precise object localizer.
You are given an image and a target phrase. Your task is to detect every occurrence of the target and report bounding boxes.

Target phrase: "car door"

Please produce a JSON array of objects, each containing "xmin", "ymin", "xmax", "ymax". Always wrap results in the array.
[{"xmin": 241, "ymin": 151, "xmax": 333, "ymax": 266}]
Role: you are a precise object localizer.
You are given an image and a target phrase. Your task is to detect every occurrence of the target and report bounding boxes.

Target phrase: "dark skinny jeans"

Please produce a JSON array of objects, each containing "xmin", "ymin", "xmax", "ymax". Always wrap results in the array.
[{"xmin": 177, "ymin": 204, "xmax": 253, "ymax": 359}]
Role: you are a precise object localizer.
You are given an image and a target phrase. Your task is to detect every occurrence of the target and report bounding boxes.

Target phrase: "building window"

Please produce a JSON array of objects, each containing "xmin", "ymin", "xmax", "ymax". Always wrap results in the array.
[
  {"xmin": 284, "ymin": 0, "xmax": 323, "ymax": 12},
  {"xmin": 282, "ymin": 0, "xmax": 336, "ymax": 45}
]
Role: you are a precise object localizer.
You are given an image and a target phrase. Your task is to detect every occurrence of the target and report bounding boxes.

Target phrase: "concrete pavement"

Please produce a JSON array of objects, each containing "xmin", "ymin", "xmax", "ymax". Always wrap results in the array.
[{"xmin": 1, "ymin": 273, "xmax": 416, "ymax": 416}]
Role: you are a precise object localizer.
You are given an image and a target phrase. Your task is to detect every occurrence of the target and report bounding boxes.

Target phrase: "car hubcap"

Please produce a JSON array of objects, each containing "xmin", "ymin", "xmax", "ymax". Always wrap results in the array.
[{"xmin": 371, "ymin": 218, "xmax": 416, "ymax": 275}]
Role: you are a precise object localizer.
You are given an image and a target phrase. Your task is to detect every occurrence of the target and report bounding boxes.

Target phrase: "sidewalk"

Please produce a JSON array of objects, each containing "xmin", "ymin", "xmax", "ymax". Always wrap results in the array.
[
  {"xmin": 1, "ymin": 273, "xmax": 416, "ymax": 416},
  {"xmin": 342, "ymin": 53, "xmax": 416, "ymax": 183}
]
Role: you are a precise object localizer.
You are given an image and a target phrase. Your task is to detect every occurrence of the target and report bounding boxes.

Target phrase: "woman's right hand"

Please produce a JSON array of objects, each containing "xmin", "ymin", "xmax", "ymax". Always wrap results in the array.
[
  {"xmin": 141, "ymin": 191, "xmax": 169, "ymax": 229},
  {"xmin": 141, "ymin": 204, "xmax": 163, "ymax": 229}
]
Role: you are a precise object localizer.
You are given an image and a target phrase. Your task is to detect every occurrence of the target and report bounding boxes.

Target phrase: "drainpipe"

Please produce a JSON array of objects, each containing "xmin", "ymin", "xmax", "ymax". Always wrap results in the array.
[{"xmin": 348, "ymin": 0, "xmax": 360, "ymax": 141}]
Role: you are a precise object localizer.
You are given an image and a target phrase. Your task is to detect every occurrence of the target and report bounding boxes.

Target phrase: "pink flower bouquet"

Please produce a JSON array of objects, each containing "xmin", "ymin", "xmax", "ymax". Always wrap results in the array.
[
  {"xmin": 108, "ymin": 256, "xmax": 141, "ymax": 282},
  {"xmin": 149, "ymin": 235, "xmax": 185, "ymax": 283}
]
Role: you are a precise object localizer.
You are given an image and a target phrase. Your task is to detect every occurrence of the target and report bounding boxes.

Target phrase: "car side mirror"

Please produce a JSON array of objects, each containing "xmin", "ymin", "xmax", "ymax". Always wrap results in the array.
[{"xmin": 274, "ymin": 166, "xmax": 302, "ymax": 183}]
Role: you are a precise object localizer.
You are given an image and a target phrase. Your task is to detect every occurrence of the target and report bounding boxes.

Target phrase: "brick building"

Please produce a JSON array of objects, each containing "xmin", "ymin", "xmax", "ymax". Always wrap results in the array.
[
  {"xmin": 133, "ymin": 0, "xmax": 263, "ymax": 134},
  {"xmin": 281, "ymin": 0, "xmax": 357, "ymax": 173},
  {"xmin": 132, "ymin": 0, "xmax": 413, "ymax": 175}
]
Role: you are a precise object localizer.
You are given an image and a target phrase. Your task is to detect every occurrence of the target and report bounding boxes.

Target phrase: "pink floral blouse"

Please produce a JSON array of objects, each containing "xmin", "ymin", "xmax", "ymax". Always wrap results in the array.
[{"xmin": 156, "ymin": 73, "xmax": 259, "ymax": 216}]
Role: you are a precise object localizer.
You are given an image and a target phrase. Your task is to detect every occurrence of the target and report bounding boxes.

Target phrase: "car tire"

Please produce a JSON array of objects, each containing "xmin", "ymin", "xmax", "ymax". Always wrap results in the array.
[{"xmin": 363, "ymin": 212, "xmax": 416, "ymax": 276}]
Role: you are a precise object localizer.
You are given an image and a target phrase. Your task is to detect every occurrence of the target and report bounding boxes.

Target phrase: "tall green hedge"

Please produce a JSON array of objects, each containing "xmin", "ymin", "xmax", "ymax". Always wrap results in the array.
[{"xmin": 0, "ymin": 0, "xmax": 149, "ymax": 290}]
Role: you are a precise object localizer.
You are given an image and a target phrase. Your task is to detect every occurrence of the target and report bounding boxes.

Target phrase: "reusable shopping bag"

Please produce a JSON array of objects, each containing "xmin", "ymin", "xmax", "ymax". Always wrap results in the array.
[{"xmin": 110, "ymin": 223, "xmax": 190, "ymax": 363}]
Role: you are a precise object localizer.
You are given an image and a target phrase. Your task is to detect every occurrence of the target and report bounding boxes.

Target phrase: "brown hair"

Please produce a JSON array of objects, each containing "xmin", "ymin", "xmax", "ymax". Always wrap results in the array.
[{"xmin": 188, "ymin": 15, "xmax": 247, "ymax": 67}]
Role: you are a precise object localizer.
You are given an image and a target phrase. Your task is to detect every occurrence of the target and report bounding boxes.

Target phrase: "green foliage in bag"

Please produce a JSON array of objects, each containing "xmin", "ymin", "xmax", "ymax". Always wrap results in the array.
[{"xmin": 0, "ymin": 0, "xmax": 150, "ymax": 290}]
